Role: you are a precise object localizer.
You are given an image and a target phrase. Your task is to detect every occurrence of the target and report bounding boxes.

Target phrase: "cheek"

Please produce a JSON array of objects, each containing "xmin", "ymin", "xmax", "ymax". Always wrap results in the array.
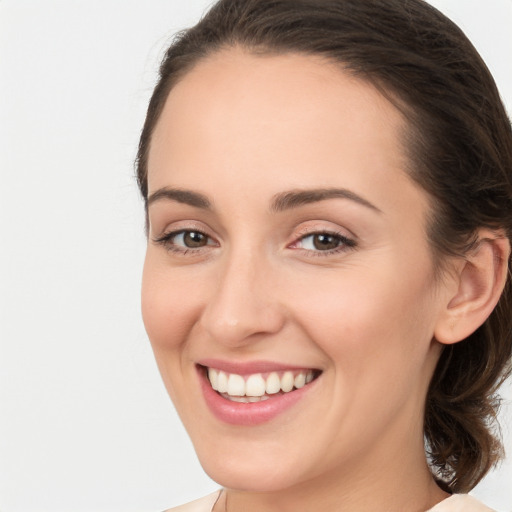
[
  {"xmin": 141, "ymin": 253, "xmax": 203, "ymax": 352},
  {"xmin": 141, "ymin": 254, "xmax": 207, "ymax": 408},
  {"xmin": 286, "ymin": 267, "xmax": 438, "ymax": 449},
  {"xmin": 285, "ymin": 261, "xmax": 437, "ymax": 375}
]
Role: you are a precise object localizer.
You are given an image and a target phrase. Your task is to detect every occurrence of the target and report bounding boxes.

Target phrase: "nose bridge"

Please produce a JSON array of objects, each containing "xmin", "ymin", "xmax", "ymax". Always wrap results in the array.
[{"xmin": 200, "ymin": 242, "xmax": 283, "ymax": 345}]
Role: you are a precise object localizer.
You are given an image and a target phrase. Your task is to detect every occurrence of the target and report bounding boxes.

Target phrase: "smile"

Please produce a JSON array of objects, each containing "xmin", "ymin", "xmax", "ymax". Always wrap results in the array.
[
  {"xmin": 207, "ymin": 367, "xmax": 316, "ymax": 402},
  {"xmin": 198, "ymin": 363, "xmax": 321, "ymax": 425}
]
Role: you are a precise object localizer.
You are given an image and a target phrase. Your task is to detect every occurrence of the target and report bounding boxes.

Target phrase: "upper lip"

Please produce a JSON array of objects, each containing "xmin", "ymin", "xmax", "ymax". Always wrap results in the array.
[{"xmin": 197, "ymin": 358, "xmax": 320, "ymax": 375}]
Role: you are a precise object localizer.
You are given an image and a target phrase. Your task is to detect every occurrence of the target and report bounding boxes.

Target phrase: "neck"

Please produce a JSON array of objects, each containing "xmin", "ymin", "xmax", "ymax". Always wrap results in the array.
[
  {"xmin": 216, "ymin": 420, "xmax": 449, "ymax": 512},
  {"xmin": 219, "ymin": 465, "xmax": 448, "ymax": 512}
]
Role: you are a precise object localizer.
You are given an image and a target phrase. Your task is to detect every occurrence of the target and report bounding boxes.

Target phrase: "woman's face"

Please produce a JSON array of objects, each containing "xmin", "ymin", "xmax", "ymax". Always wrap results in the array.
[{"xmin": 142, "ymin": 50, "xmax": 448, "ymax": 491}]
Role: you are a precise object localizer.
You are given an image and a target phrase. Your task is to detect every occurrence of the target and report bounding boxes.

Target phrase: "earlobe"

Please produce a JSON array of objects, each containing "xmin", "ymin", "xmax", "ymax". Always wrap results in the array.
[{"xmin": 434, "ymin": 231, "xmax": 510, "ymax": 345}]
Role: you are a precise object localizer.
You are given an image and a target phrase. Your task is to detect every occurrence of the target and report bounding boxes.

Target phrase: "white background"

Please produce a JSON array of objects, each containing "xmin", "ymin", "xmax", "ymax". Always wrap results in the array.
[{"xmin": 0, "ymin": 1, "xmax": 511, "ymax": 511}]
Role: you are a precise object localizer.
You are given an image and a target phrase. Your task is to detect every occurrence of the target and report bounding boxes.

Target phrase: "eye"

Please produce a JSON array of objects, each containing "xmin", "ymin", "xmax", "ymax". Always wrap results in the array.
[
  {"xmin": 292, "ymin": 231, "xmax": 356, "ymax": 254},
  {"xmin": 153, "ymin": 229, "xmax": 217, "ymax": 253},
  {"xmin": 172, "ymin": 230, "xmax": 210, "ymax": 248},
  {"xmin": 300, "ymin": 233, "xmax": 342, "ymax": 251}
]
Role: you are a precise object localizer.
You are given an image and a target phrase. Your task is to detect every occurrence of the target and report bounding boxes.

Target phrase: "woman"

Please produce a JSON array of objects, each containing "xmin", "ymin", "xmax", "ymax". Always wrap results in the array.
[{"xmin": 137, "ymin": 0, "xmax": 512, "ymax": 510}]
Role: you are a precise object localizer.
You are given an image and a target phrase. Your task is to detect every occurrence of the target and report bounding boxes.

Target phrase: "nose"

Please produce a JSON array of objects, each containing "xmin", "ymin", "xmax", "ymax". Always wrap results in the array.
[{"xmin": 199, "ymin": 249, "xmax": 286, "ymax": 347}]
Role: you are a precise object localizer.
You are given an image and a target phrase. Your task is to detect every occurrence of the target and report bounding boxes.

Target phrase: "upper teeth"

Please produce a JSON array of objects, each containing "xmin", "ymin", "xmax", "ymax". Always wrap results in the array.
[{"xmin": 207, "ymin": 368, "xmax": 315, "ymax": 397}]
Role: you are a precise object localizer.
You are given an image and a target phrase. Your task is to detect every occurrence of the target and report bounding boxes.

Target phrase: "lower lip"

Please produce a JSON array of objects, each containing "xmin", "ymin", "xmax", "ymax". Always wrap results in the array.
[{"xmin": 198, "ymin": 367, "xmax": 317, "ymax": 426}]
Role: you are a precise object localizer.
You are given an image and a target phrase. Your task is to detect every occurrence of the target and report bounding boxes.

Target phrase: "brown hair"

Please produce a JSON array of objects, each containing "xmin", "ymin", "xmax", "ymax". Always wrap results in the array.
[{"xmin": 136, "ymin": 0, "xmax": 512, "ymax": 493}]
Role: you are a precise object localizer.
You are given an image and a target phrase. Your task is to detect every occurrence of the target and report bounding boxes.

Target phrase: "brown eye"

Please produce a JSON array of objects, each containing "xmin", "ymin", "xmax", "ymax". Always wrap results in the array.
[
  {"xmin": 181, "ymin": 231, "xmax": 209, "ymax": 248},
  {"xmin": 312, "ymin": 233, "xmax": 341, "ymax": 250},
  {"xmin": 293, "ymin": 231, "xmax": 356, "ymax": 254},
  {"xmin": 154, "ymin": 229, "xmax": 214, "ymax": 252}
]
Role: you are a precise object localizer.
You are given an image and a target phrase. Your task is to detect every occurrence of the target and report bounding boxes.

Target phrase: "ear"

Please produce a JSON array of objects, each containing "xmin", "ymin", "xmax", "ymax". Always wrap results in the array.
[{"xmin": 434, "ymin": 230, "xmax": 510, "ymax": 345}]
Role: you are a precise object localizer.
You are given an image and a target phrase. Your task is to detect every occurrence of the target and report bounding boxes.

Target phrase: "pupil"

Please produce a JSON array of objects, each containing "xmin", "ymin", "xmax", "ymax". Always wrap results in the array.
[
  {"xmin": 313, "ymin": 234, "xmax": 339, "ymax": 250},
  {"xmin": 184, "ymin": 231, "xmax": 207, "ymax": 248}
]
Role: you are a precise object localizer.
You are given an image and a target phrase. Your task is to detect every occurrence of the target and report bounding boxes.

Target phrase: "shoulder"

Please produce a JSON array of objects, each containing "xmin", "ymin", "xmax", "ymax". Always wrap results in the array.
[
  {"xmin": 163, "ymin": 491, "xmax": 222, "ymax": 512},
  {"xmin": 427, "ymin": 494, "xmax": 496, "ymax": 512}
]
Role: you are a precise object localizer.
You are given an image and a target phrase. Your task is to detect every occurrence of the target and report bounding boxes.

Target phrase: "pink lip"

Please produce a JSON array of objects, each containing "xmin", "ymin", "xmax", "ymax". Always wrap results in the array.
[
  {"xmin": 196, "ymin": 363, "xmax": 319, "ymax": 426},
  {"xmin": 198, "ymin": 358, "xmax": 316, "ymax": 375}
]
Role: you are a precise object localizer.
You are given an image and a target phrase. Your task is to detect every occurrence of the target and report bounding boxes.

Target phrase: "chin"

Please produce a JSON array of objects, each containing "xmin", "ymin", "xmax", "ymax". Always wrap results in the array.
[
  {"xmin": 203, "ymin": 461, "xmax": 303, "ymax": 493},
  {"xmin": 194, "ymin": 440, "xmax": 311, "ymax": 492}
]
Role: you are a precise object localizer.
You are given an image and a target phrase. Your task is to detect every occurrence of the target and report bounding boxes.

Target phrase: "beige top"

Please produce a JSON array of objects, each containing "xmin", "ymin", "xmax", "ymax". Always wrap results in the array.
[
  {"xmin": 426, "ymin": 494, "xmax": 496, "ymax": 512},
  {"xmin": 165, "ymin": 491, "xmax": 221, "ymax": 512},
  {"xmin": 166, "ymin": 491, "xmax": 496, "ymax": 512}
]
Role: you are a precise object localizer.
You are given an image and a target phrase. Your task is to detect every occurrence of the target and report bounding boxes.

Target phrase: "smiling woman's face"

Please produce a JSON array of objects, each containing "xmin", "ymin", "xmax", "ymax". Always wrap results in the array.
[{"xmin": 142, "ymin": 50, "xmax": 449, "ymax": 493}]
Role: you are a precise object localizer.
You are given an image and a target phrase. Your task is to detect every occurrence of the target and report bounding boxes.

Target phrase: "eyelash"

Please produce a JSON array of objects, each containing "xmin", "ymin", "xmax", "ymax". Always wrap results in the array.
[
  {"xmin": 153, "ymin": 229, "xmax": 357, "ymax": 257},
  {"xmin": 290, "ymin": 230, "xmax": 357, "ymax": 257},
  {"xmin": 153, "ymin": 229, "xmax": 216, "ymax": 255}
]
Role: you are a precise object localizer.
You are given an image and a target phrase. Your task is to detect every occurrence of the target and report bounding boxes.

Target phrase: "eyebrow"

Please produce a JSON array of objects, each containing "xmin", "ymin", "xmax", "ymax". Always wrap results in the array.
[
  {"xmin": 147, "ymin": 187, "xmax": 212, "ymax": 210},
  {"xmin": 270, "ymin": 188, "xmax": 381, "ymax": 213},
  {"xmin": 146, "ymin": 186, "xmax": 381, "ymax": 214}
]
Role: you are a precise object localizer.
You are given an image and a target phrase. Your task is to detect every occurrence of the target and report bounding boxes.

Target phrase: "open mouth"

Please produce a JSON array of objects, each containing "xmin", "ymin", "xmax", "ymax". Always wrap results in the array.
[{"xmin": 201, "ymin": 365, "xmax": 321, "ymax": 403}]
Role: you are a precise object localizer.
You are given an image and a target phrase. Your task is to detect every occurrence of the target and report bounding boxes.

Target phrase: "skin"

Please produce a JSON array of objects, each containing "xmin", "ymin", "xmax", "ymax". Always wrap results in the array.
[{"xmin": 142, "ymin": 49, "xmax": 455, "ymax": 511}]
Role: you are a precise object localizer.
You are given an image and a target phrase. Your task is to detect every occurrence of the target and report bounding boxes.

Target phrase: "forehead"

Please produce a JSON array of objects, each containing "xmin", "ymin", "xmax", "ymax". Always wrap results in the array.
[
  {"xmin": 147, "ymin": 49, "xmax": 426, "ymax": 220},
  {"xmin": 149, "ymin": 49, "xmax": 407, "ymax": 178}
]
